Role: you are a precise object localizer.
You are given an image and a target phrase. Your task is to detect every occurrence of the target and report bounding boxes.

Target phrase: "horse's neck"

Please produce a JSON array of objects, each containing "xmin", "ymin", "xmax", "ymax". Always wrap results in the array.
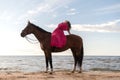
[{"xmin": 32, "ymin": 27, "xmax": 50, "ymax": 42}]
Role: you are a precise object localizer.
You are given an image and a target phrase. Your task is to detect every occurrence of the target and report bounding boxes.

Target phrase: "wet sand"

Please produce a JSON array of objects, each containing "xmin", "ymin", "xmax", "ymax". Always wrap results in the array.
[{"xmin": 0, "ymin": 71, "xmax": 120, "ymax": 80}]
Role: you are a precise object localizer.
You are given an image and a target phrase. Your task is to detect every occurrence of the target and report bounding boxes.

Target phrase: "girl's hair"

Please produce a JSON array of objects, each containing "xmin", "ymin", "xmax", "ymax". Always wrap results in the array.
[{"xmin": 65, "ymin": 20, "xmax": 71, "ymax": 29}]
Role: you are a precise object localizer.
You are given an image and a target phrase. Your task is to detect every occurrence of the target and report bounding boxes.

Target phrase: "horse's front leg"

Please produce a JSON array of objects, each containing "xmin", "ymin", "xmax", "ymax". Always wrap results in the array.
[
  {"xmin": 79, "ymin": 67, "xmax": 82, "ymax": 73},
  {"xmin": 48, "ymin": 53, "xmax": 53, "ymax": 74},
  {"xmin": 45, "ymin": 55, "xmax": 49, "ymax": 73}
]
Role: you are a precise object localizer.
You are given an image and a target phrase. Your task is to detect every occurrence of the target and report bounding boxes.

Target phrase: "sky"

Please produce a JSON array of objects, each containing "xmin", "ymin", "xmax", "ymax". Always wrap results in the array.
[{"xmin": 0, "ymin": 0, "xmax": 120, "ymax": 56}]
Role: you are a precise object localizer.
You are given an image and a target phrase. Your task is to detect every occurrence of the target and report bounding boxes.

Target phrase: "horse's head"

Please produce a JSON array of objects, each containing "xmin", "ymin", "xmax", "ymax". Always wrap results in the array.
[{"xmin": 21, "ymin": 21, "xmax": 33, "ymax": 37}]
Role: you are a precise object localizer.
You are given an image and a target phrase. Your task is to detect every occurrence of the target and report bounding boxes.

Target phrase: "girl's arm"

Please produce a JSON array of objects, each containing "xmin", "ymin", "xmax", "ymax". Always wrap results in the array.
[{"xmin": 68, "ymin": 30, "xmax": 71, "ymax": 35}]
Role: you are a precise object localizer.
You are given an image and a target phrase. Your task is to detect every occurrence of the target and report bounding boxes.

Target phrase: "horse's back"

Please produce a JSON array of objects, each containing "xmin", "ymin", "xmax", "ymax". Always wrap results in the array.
[
  {"xmin": 67, "ymin": 34, "xmax": 82, "ymax": 42},
  {"xmin": 66, "ymin": 34, "xmax": 83, "ymax": 48}
]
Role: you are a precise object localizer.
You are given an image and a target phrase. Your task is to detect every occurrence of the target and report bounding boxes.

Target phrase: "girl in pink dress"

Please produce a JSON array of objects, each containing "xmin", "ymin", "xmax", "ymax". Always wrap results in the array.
[{"xmin": 51, "ymin": 20, "xmax": 71, "ymax": 49}]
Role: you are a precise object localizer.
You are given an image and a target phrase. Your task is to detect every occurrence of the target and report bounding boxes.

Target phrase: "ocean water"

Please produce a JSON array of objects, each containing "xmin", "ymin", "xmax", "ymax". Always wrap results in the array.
[{"xmin": 0, "ymin": 56, "xmax": 119, "ymax": 73}]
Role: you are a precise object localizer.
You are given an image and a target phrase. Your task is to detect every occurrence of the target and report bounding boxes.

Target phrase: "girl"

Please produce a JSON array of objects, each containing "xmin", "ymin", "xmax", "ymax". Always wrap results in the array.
[{"xmin": 51, "ymin": 20, "xmax": 71, "ymax": 49}]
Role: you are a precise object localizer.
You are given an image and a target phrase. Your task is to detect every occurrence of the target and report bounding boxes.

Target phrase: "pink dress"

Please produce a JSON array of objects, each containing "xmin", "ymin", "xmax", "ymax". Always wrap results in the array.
[{"xmin": 51, "ymin": 22, "xmax": 69, "ymax": 48}]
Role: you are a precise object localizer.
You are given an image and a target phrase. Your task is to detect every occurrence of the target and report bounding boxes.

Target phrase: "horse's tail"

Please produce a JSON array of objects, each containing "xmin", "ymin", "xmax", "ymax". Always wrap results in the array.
[{"xmin": 78, "ymin": 46, "xmax": 84, "ymax": 68}]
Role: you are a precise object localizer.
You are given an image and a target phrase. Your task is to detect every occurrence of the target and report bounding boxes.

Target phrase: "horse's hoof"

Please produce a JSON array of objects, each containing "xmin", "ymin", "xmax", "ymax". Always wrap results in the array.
[
  {"xmin": 49, "ymin": 72, "xmax": 53, "ymax": 74},
  {"xmin": 45, "ymin": 71, "xmax": 48, "ymax": 73},
  {"xmin": 78, "ymin": 71, "xmax": 82, "ymax": 73},
  {"xmin": 71, "ymin": 71, "xmax": 75, "ymax": 73}
]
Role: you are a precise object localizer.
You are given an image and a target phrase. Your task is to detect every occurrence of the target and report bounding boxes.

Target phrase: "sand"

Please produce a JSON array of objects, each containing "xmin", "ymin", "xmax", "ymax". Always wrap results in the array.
[{"xmin": 0, "ymin": 71, "xmax": 120, "ymax": 80}]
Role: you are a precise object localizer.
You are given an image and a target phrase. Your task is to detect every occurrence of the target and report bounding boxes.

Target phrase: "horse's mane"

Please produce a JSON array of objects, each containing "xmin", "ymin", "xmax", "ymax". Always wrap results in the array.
[{"xmin": 30, "ymin": 23, "xmax": 51, "ymax": 34}]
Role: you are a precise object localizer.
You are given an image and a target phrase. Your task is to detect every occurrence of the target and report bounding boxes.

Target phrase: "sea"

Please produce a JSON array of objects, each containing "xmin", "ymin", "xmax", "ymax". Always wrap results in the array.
[{"xmin": 0, "ymin": 56, "xmax": 120, "ymax": 73}]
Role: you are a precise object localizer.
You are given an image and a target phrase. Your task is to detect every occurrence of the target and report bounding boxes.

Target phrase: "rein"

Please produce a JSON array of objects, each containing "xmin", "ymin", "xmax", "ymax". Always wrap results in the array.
[{"xmin": 25, "ymin": 36, "xmax": 39, "ymax": 44}]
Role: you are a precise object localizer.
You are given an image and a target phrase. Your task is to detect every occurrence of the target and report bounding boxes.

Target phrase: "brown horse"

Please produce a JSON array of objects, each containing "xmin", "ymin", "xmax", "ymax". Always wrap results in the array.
[{"xmin": 21, "ymin": 21, "xmax": 84, "ymax": 74}]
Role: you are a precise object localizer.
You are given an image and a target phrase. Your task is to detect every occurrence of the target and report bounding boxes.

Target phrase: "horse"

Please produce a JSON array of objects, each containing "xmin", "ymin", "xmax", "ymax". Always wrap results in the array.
[{"xmin": 21, "ymin": 21, "xmax": 84, "ymax": 74}]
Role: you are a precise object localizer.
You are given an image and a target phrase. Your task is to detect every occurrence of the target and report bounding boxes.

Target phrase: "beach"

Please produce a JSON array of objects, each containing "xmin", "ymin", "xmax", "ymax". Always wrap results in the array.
[
  {"xmin": 0, "ymin": 56, "xmax": 119, "ymax": 80},
  {"xmin": 0, "ymin": 71, "xmax": 120, "ymax": 80}
]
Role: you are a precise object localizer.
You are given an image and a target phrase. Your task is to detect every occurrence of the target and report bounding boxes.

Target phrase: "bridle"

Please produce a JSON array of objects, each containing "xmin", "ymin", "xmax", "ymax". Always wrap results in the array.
[{"xmin": 25, "ymin": 36, "xmax": 39, "ymax": 44}]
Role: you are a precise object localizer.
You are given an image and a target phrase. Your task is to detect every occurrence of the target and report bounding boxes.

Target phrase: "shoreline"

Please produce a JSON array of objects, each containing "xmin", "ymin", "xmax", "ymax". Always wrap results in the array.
[{"xmin": 0, "ymin": 71, "xmax": 120, "ymax": 80}]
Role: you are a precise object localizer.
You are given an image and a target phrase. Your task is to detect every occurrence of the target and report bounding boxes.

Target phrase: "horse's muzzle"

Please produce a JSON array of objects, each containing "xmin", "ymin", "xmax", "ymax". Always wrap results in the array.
[{"xmin": 21, "ymin": 31, "xmax": 26, "ymax": 37}]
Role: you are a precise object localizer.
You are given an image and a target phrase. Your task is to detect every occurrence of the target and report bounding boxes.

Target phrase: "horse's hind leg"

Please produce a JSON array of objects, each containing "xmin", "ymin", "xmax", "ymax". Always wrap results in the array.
[
  {"xmin": 78, "ymin": 46, "xmax": 84, "ymax": 73},
  {"xmin": 72, "ymin": 48, "xmax": 83, "ymax": 73},
  {"xmin": 73, "ymin": 60, "xmax": 77, "ymax": 73},
  {"xmin": 71, "ymin": 48, "xmax": 77, "ymax": 73},
  {"xmin": 78, "ymin": 56, "xmax": 82, "ymax": 73}
]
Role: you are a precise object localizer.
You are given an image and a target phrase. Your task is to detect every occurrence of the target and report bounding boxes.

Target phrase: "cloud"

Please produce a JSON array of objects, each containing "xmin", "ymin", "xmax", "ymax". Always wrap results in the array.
[
  {"xmin": 0, "ymin": 11, "xmax": 13, "ymax": 21},
  {"xmin": 46, "ymin": 24, "xmax": 56, "ymax": 28},
  {"xmin": 66, "ymin": 8, "xmax": 79, "ymax": 15},
  {"xmin": 72, "ymin": 19, "xmax": 120, "ymax": 32},
  {"xmin": 18, "ymin": 0, "xmax": 73, "ymax": 20},
  {"xmin": 98, "ymin": 4, "xmax": 120, "ymax": 11},
  {"xmin": 95, "ymin": 3, "xmax": 120, "ymax": 14},
  {"xmin": 47, "ymin": 19, "xmax": 120, "ymax": 33}
]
